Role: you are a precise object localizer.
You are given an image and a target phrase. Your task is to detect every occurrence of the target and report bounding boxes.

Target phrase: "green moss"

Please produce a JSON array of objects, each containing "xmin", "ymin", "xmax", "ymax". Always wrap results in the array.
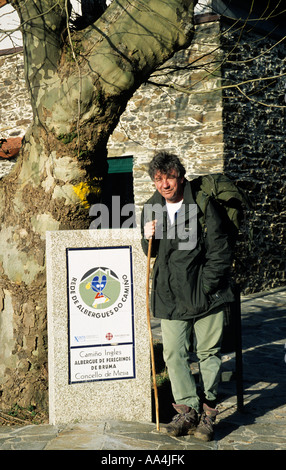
[
  {"xmin": 66, "ymin": 40, "xmax": 84, "ymax": 62},
  {"xmin": 57, "ymin": 132, "xmax": 77, "ymax": 144}
]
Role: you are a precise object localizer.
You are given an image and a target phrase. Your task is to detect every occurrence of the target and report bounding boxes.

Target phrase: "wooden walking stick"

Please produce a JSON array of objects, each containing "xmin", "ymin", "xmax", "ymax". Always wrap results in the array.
[{"xmin": 146, "ymin": 236, "xmax": 160, "ymax": 431}]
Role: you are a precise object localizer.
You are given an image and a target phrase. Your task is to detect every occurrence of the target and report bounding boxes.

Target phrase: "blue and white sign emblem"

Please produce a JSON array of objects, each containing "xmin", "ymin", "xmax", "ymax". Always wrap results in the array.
[{"xmin": 79, "ymin": 267, "xmax": 121, "ymax": 309}]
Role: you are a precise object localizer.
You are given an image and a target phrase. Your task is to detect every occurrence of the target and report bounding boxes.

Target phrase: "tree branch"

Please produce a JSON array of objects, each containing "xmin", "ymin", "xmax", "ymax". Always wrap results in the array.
[
  {"xmin": 11, "ymin": 0, "xmax": 69, "ymax": 107},
  {"xmin": 83, "ymin": 0, "xmax": 198, "ymax": 96},
  {"xmin": 147, "ymin": 72, "xmax": 286, "ymax": 108}
]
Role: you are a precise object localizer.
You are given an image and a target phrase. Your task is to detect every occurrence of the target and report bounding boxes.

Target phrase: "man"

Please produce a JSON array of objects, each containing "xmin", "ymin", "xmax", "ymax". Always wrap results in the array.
[{"xmin": 141, "ymin": 151, "xmax": 234, "ymax": 441}]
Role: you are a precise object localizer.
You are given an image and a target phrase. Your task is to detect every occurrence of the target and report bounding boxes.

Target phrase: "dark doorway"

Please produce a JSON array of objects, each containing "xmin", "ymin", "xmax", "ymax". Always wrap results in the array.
[{"xmin": 101, "ymin": 156, "xmax": 136, "ymax": 228}]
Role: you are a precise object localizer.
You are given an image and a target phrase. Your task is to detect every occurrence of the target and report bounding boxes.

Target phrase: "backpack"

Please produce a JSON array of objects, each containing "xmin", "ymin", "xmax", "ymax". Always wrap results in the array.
[
  {"xmin": 192, "ymin": 173, "xmax": 253, "ymax": 354},
  {"xmin": 192, "ymin": 173, "xmax": 253, "ymax": 250}
]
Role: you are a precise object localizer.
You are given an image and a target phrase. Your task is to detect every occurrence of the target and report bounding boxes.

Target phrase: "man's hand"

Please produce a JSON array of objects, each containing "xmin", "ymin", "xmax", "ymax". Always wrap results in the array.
[{"xmin": 144, "ymin": 220, "xmax": 157, "ymax": 239}]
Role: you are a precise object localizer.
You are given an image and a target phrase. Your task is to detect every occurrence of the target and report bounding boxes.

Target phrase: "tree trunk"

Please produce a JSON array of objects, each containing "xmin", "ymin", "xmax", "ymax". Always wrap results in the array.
[{"xmin": 0, "ymin": 0, "xmax": 197, "ymax": 413}]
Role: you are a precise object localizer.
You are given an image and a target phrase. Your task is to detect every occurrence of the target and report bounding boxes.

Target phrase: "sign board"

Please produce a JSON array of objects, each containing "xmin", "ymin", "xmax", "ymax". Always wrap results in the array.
[{"xmin": 66, "ymin": 246, "xmax": 135, "ymax": 383}]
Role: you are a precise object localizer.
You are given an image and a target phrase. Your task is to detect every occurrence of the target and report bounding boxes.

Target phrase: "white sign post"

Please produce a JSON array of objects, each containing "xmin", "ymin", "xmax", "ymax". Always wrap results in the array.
[{"xmin": 47, "ymin": 229, "xmax": 152, "ymax": 426}]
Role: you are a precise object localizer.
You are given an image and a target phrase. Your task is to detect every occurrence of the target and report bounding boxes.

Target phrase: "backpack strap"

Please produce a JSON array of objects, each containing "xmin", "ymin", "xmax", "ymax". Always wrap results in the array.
[{"xmin": 195, "ymin": 188, "xmax": 210, "ymax": 238}]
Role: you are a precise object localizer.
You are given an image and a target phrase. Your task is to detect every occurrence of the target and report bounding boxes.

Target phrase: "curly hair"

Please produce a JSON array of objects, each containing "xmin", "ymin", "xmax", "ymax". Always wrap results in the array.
[{"xmin": 148, "ymin": 151, "xmax": 186, "ymax": 181}]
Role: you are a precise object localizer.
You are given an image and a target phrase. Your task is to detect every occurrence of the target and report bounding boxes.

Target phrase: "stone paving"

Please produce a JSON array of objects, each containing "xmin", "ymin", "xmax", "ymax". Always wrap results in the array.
[{"xmin": 0, "ymin": 287, "xmax": 285, "ymax": 451}]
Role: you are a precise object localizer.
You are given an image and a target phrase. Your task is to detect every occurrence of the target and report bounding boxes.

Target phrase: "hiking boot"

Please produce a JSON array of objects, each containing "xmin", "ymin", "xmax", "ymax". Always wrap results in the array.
[
  {"xmin": 162, "ymin": 404, "xmax": 198, "ymax": 437},
  {"xmin": 193, "ymin": 403, "xmax": 218, "ymax": 441}
]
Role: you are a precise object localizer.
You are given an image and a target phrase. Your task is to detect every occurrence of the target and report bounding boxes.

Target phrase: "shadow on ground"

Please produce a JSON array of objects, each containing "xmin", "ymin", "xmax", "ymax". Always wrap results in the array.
[{"xmin": 151, "ymin": 299, "xmax": 286, "ymax": 442}]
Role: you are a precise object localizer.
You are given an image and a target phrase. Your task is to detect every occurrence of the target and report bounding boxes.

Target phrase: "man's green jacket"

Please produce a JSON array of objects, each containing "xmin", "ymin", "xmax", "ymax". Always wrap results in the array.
[{"xmin": 141, "ymin": 179, "xmax": 235, "ymax": 320}]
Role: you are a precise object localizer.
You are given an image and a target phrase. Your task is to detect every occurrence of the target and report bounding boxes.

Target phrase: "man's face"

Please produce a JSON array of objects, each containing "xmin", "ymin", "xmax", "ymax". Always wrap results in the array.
[{"xmin": 153, "ymin": 169, "xmax": 184, "ymax": 203}]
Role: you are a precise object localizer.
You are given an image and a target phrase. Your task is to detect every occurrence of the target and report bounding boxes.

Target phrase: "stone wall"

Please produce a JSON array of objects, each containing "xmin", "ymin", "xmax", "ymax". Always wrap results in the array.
[
  {"xmin": 107, "ymin": 19, "xmax": 224, "ymax": 218},
  {"xmin": 0, "ymin": 49, "xmax": 32, "ymax": 177},
  {"xmin": 221, "ymin": 24, "xmax": 286, "ymax": 293}
]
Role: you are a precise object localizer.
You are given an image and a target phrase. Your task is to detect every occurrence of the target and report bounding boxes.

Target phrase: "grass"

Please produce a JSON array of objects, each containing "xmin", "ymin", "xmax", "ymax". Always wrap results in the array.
[{"xmin": 0, "ymin": 404, "xmax": 47, "ymax": 426}]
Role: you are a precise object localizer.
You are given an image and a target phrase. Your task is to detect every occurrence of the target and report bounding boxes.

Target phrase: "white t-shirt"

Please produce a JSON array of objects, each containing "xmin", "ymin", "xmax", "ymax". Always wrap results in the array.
[{"xmin": 166, "ymin": 200, "xmax": 183, "ymax": 225}]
